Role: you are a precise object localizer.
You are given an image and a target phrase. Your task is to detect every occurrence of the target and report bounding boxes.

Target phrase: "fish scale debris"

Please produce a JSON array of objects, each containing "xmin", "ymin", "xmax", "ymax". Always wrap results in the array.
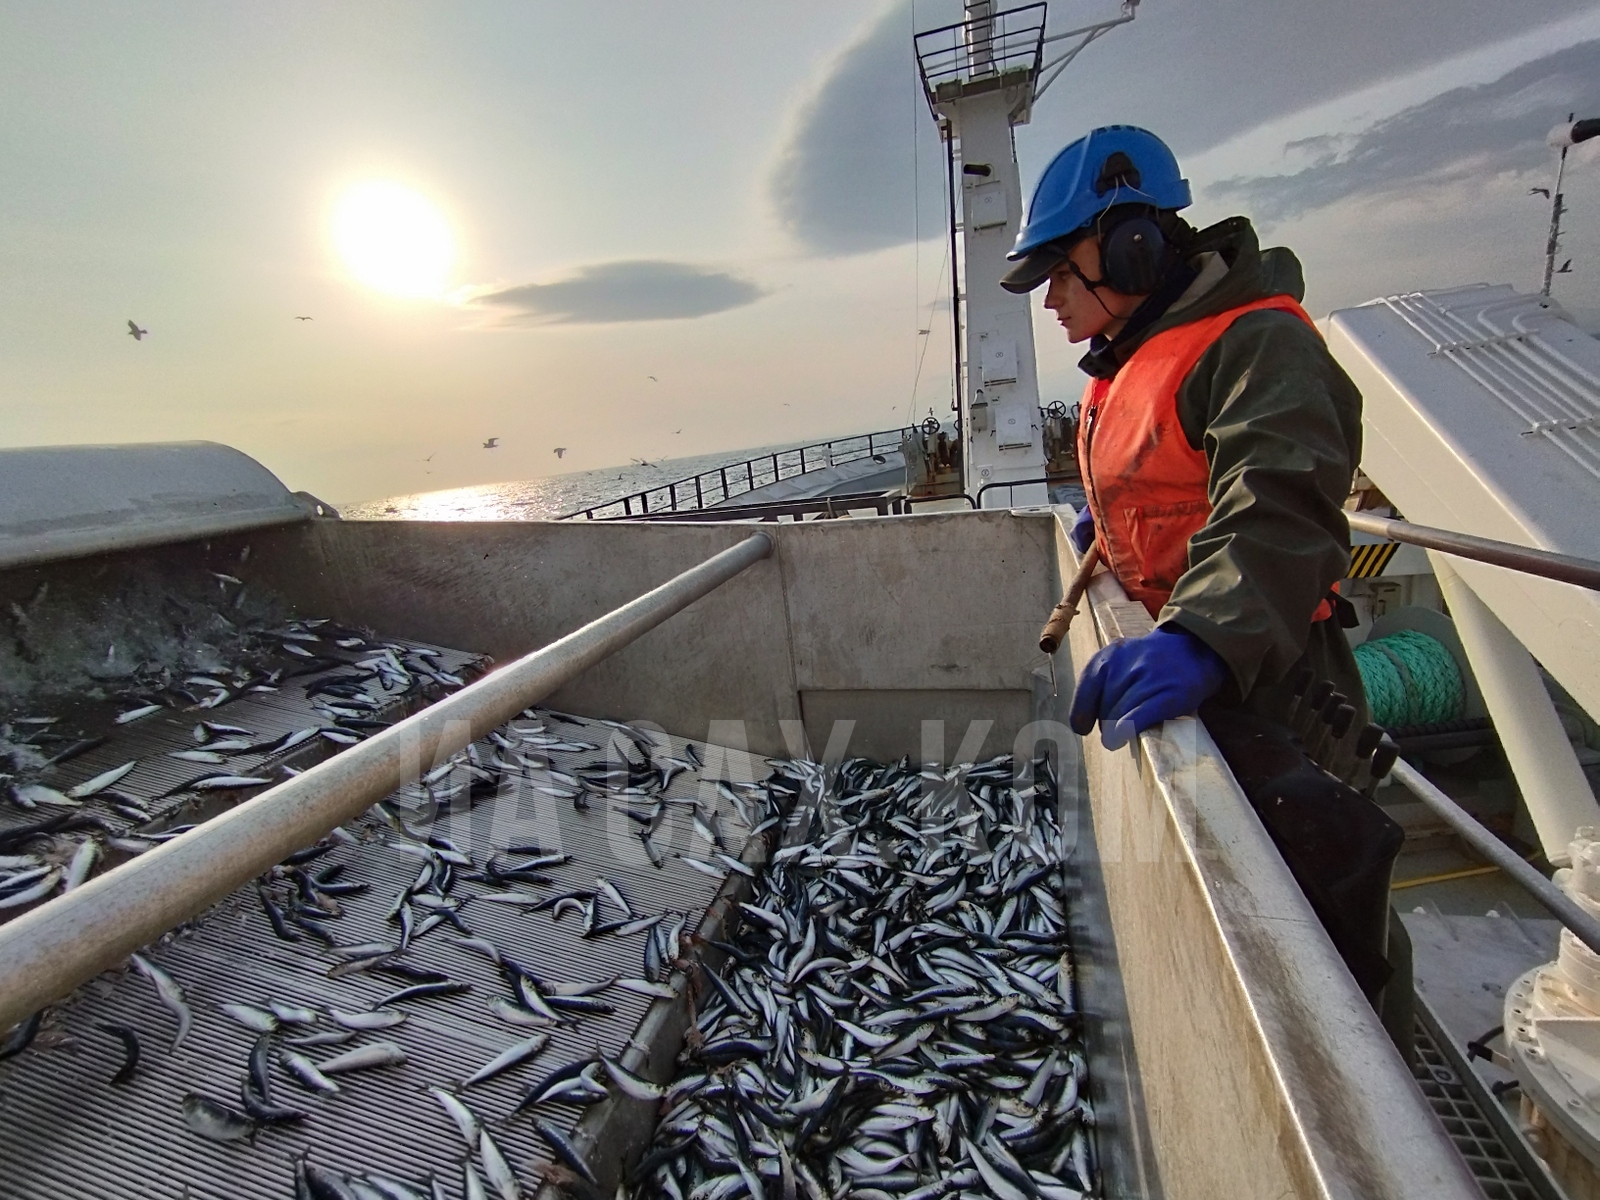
[{"xmin": 631, "ymin": 753, "xmax": 1097, "ymax": 1200}]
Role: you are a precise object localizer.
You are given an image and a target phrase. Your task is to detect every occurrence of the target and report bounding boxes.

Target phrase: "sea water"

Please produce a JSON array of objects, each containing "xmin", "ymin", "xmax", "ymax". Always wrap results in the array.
[{"xmin": 343, "ymin": 439, "xmax": 825, "ymax": 522}]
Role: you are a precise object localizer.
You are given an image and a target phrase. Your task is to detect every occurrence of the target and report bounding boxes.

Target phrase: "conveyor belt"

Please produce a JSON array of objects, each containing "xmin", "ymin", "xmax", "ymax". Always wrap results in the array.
[
  {"xmin": 1, "ymin": 635, "xmax": 485, "ymax": 841},
  {"xmin": 0, "ymin": 709, "xmax": 770, "ymax": 1199}
]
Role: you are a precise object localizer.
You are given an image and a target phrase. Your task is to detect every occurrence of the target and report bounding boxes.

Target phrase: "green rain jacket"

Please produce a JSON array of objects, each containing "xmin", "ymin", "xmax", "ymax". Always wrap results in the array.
[{"xmin": 1081, "ymin": 216, "xmax": 1367, "ymax": 724}]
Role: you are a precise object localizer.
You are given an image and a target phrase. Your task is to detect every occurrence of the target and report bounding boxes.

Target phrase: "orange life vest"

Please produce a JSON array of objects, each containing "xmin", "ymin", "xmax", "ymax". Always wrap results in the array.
[{"xmin": 1077, "ymin": 294, "xmax": 1334, "ymax": 620}]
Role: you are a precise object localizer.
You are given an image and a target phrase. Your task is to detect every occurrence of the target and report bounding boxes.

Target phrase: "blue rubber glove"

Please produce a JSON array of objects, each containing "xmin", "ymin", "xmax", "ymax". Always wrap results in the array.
[
  {"xmin": 1069, "ymin": 625, "xmax": 1230, "ymax": 749},
  {"xmin": 1069, "ymin": 505, "xmax": 1096, "ymax": 554}
]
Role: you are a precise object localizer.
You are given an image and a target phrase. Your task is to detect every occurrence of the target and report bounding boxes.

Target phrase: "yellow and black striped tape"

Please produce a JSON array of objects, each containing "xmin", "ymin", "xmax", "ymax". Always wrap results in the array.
[{"xmin": 1347, "ymin": 541, "xmax": 1400, "ymax": 578}]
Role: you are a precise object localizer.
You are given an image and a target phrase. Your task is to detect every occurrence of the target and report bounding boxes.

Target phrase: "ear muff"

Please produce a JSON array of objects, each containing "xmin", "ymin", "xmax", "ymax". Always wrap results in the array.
[{"xmin": 1099, "ymin": 215, "xmax": 1171, "ymax": 295}]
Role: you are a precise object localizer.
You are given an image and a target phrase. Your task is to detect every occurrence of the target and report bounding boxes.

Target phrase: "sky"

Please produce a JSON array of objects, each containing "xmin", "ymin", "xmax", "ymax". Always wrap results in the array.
[{"xmin": 2, "ymin": 1, "xmax": 1598, "ymax": 506}]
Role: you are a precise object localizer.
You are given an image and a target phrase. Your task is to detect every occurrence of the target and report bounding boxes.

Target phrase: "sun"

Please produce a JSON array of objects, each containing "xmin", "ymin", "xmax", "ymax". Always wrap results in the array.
[{"xmin": 332, "ymin": 181, "xmax": 456, "ymax": 299}]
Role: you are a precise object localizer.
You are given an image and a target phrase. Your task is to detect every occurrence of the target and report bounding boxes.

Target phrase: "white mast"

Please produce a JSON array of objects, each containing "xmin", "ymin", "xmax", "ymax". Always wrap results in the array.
[{"xmin": 916, "ymin": 2, "xmax": 1136, "ymax": 508}]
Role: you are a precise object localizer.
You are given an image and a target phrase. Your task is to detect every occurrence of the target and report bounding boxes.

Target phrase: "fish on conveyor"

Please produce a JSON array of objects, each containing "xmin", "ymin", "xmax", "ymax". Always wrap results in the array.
[
  {"xmin": 130, "ymin": 953, "xmax": 192, "ymax": 1050},
  {"xmin": 303, "ymin": 1160, "xmax": 361, "ymax": 1200},
  {"xmin": 269, "ymin": 1000, "xmax": 319, "ymax": 1025},
  {"xmin": 281, "ymin": 1048, "xmax": 342, "ymax": 1094},
  {"xmin": 329, "ymin": 1008, "xmax": 408, "ymax": 1031},
  {"xmin": 13, "ymin": 784, "xmax": 78, "ymax": 808},
  {"xmin": 241, "ymin": 1034, "xmax": 309, "ymax": 1125},
  {"xmin": 375, "ymin": 981, "xmax": 469, "ymax": 1007},
  {"xmin": 318, "ymin": 1040, "xmax": 407, "ymax": 1074},
  {"xmin": 427, "ymin": 1086, "xmax": 482, "ymax": 1148},
  {"xmin": 0, "ymin": 1012, "xmax": 42, "ymax": 1061},
  {"xmin": 221, "ymin": 1002, "xmax": 279, "ymax": 1032},
  {"xmin": 166, "ymin": 748, "xmax": 227, "ymax": 764},
  {"xmin": 181, "ymin": 1093, "xmax": 256, "ymax": 1142},
  {"xmin": 0, "ymin": 869, "xmax": 60, "ymax": 908},
  {"xmin": 533, "ymin": 1118, "xmax": 595, "ymax": 1186},
  {"xmin": 97, "ymin": 1022, "xmax": 141, "ymax": 1085},
  {"xmin": 627, "ymin": 753, "xmax": 1098, "ymax": 1200},
  {"xmin": 460, "ymin": 1033, "xmax": 549, "ymax": 1089},
  {"xmin": 478, "ymin": 1128, "xmax": 522, "ymax": 1200},
  {"xmin": 66, "ymin": 760, "xmax": 137, "ymax": 799}
]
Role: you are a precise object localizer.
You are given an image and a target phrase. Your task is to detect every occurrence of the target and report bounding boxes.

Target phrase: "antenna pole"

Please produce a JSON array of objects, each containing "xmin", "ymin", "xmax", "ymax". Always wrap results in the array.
[
  {"xmin": 945, "ymin": 119, "xmax": 963, "ymax": 415},
  {"xmin": 1542, "ymin": 111, "xmax": 1574, "ymax": 298}
]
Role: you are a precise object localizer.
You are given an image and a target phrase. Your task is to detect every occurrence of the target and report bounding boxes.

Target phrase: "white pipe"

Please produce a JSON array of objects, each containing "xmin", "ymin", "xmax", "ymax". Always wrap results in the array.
[
  {"xmin": 1389, "ymin": 758, "xmax": 1600, "ymax": 956},
  {"xmin": 0, "ymin": 532, "xmax": 773, "ymax": 1033},
  {"xmin": 1430, "ymin": 553, "xmax": 1598, "ymax": 863}
]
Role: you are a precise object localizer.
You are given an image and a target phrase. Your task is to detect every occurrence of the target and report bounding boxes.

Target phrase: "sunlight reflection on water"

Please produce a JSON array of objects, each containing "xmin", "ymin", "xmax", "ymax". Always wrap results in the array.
[{"xmin": 342, "ymin": 441, "xmax": 817, "ymax": 521}]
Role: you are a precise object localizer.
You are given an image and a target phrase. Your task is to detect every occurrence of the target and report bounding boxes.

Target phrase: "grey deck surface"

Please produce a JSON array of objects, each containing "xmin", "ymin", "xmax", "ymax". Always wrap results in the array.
[{"xmin": 0, "ymin": 709, "xmax": 766, "ymax": 1199}]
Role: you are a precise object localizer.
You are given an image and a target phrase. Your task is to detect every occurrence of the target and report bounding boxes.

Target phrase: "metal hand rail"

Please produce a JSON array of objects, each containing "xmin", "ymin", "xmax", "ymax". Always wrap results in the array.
[
  {"xmin": 605, "ymin": 490, "xmax": 905, "ymax": 523},
  {"xmin": 561, "ymin": 428, "xmax": 913, "ymax": 521},
  {"xmin": 1347, "ymin": 511, "xmax": 1600, "ymax": 591},
  {"xmin": 1388, "ymin": 758, "xmax": 1600, "ymax": 957},
  {"xmin": 914, "ymin": 3, "xmax": 1046, "ymax": 116},
  {"xmin": 0, "ymin": 533, "xmax": 773, "ymax": 1032},
  {"xmin": 975, "ymin": 475, "xmax": 1057, "ymax": 506}
]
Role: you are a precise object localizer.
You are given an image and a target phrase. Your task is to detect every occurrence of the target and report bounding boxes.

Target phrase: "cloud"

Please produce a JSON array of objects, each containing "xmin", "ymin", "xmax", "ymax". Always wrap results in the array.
[
  {"xmin": 468, "ymin": 260, "xmax": 767, "ymax": 325},
  {"xmin": 766, "ymin": 0, "xmax": 1600, "ymax": 258},
  {"xmin": 1205, "ymin": 40, "xmax": 1600, "ymax": 222},
  {"xmin": 768, "ymin": 0, "xmax": 948, "ymax": 257}
]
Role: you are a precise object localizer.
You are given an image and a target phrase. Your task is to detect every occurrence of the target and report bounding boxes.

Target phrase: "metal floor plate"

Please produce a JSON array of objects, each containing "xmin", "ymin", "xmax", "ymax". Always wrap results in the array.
[
  {"xmin": 0, "ymin": 707, "xmax": 767, "ymax": 1199},
  {"xmin": 1414, "ymin": 999, "xmax": 1567, "ymax": 1200}
]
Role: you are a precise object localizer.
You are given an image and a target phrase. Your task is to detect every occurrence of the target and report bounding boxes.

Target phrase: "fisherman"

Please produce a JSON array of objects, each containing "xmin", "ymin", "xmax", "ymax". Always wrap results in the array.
[
  {"xmin": 1001, "ymin": 125, "xmax": 1364, "ymax": 747},
  {"xmin": 1004, "ymin": 127, "xmax": 1410, "ymax": 1051}
]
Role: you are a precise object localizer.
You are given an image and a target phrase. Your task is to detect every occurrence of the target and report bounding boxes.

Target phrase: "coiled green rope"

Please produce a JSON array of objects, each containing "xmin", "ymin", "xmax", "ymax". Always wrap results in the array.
[{"xmin": 1354, "ymin": 629, "xmax": 1465, "ymax": 728}]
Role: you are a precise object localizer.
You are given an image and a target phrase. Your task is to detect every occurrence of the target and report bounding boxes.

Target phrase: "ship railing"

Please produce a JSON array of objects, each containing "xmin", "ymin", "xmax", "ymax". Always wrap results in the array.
[
  {"xmin": 594, "ymin": 489, "xmax": 978, "ymax": 524},
  {"xmin": 913, "ymin": 3, "xmax": 1046, "ymax": 114},
  {"xmin": 561, "ymin": 427, "xmax": 916, "ymax": 522}
]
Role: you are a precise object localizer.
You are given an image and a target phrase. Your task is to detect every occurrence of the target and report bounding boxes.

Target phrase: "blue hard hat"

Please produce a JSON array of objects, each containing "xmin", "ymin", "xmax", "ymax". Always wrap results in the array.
[{"xmin": 1001, "ymin": 126, "xmax": 1191, "ymax": 293}]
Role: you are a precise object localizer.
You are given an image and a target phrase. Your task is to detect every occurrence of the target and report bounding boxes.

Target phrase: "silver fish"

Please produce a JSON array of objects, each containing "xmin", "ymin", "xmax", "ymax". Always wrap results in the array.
[
  {"xmin": 280, "ymin": 1048, "xmax": 341, "ymax": 1093},
  {"xmin": 67, "ymin": 761, "xmax": 137, "ymax": 799},
  {"xmin": 318, "ymin": 1040, "xmax": 407, "ymax": 1073},
  {"xmin": 0, "ymin": 869, "xmax": 60, "ymax": 908},
  {"xmin": 189, "ymin": 774, "xmax": 271, "ymax": 791},
  {"xmin": 166, "ymin": 749, "xmax": 226, "ymax": 764},
  {"xmin": 427, "ymin": 1086, "xmax": 481, "ymax": 1148},
  {"xmin": 14, "ymin": 785, "xmax": 77, "ymax": 808},
  {"xmin": 488, "ymin": 998, "xmax": 554, "ymax": 1029},
  {"xmin": 130, "ymin": 953, "xmax": 191, "ymax": 1049},
  {"xmin": 478, "ymin": 1128, "xmax": 521, "ymax": 1200},
  {"xmin": 600, "ymin": 1054, "xmax": 664, "ymax": 1101},
  {"xmin": 461, "ymin": 1034, "xmax": 548, "ymax": 1089},
  {"xmin": 220, "ymin": 1002, "xmax": 278, "ymax": 1032},
  {"xmin": 181, "ymin": 1093, "xmax": 255, "ymax": 1142},
  {"xmin": 329, "ymin": 1008, "xmax": 408, "ymax": 1031},
  {"xmin": 268, "ymin": 1000, "xmax": 319, "ymax": 1025}
]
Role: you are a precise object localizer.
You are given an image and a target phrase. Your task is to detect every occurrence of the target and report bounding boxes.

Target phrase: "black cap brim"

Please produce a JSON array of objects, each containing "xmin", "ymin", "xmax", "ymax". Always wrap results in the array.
[{"xmin": 999, "ymin": 246, "xmax": 1067, "ymax": 293}]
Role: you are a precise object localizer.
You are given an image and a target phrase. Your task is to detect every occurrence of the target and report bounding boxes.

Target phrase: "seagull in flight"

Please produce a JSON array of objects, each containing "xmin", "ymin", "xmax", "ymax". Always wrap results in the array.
[
  {"xmin": 647, "ymin": 375, "xmax": 658, "ymax": 382},
  {"xmin": 1530, "ymin": 187, "xmax": 1551, "ymax": 198},
  {"xmin": 671, "ymin": 428, "xmax": 682, "ymax": 434},
  {"xmin": 127, "ymin": 320, "xmax": 148, "ymax": 341},
  {"xmin": 294, "ymin": 315, "xmax": 313, "ymax": 321},
  {"xmin": 1558, "ymin": 259, "xmax": 1574, "ymax": 274},
  {"xmin": 632, "ymin": 457, "xmax": 655, "ymax": 468},
  {"xmin": 482, "ymin": 437, "xmax": 499, "ymax": 450},
  {"xmin": 553, "ymin": 447, "xmax": 567, "ymax": 459}
]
